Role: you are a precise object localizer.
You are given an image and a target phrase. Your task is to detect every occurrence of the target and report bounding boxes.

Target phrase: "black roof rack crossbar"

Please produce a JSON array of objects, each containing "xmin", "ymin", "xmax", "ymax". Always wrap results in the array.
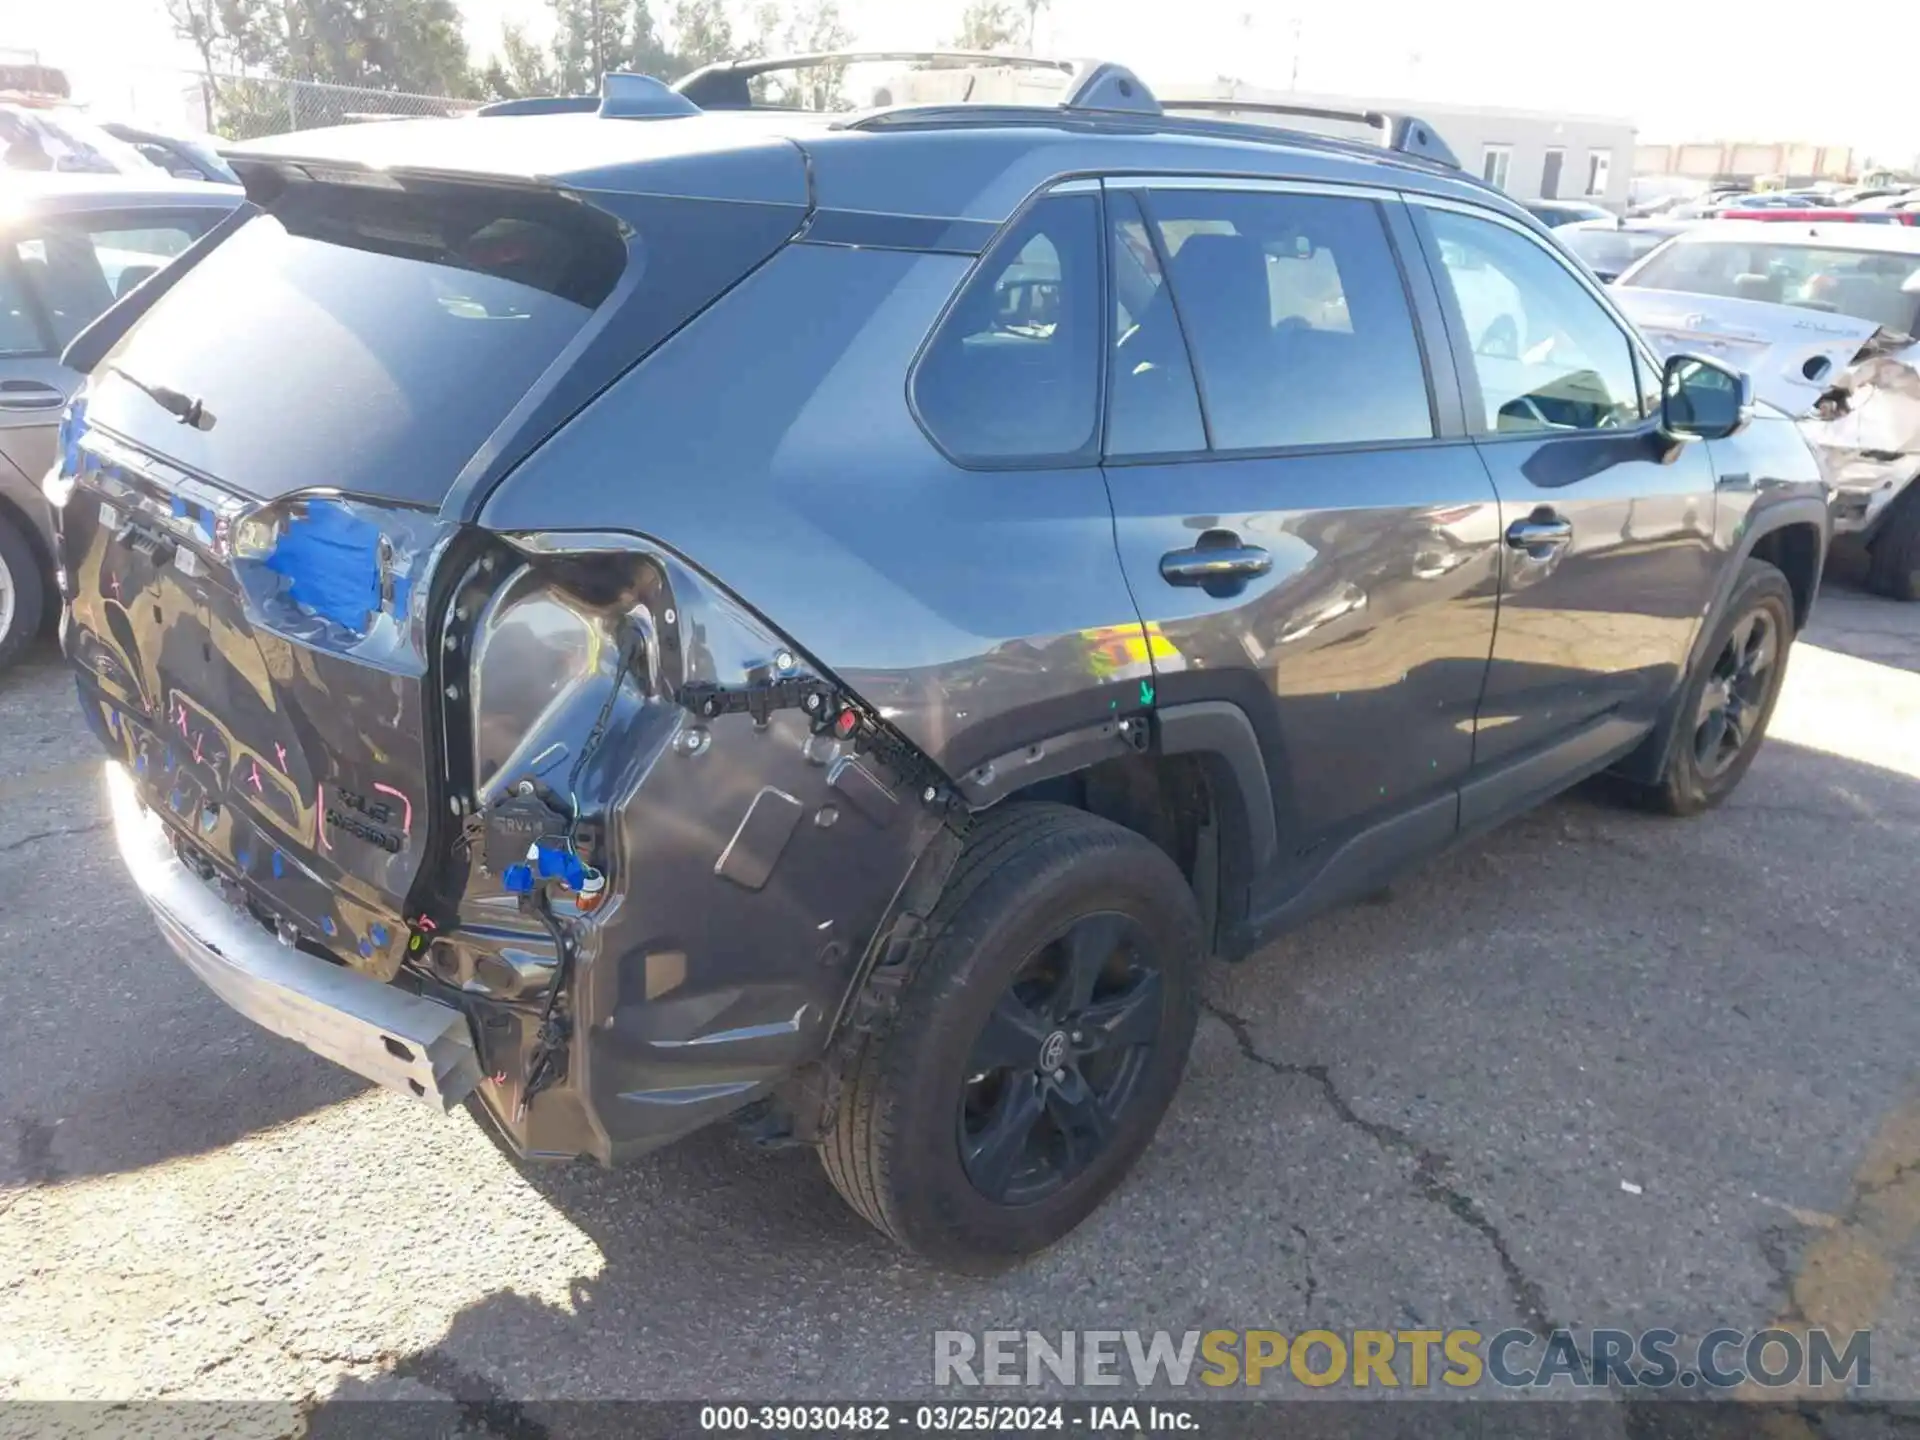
[
  {"xmin": 1159, "ymin": 98, "xmax": 1460, "ymax": 169},
  {"xmin": 672, "ymin": 50, "xmax": 1161, "ymax": 117}
]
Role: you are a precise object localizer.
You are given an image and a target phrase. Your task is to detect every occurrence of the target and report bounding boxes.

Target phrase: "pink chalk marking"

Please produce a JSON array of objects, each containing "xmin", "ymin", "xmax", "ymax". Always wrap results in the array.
[
  {"xmin": 274, "ymin": 743, "xmax": 288, "ymax": 770},
  {"xmin": 248, "ymin": 760, "xmax": 264, "ymax": 793},
  {"xmin": 191, "ymin": 731, "xmax": 204, "ymax": 765},
  {"xmin": 373, "ymin": 782, "xmax": 413, "ymax": 837},
  {"xmin": 107, "ymin": 574, "xmax": 122, "ymax": 601},
  {"xmin": 175, "ymin": 701, "xmax": 190, "ymax": 738}
]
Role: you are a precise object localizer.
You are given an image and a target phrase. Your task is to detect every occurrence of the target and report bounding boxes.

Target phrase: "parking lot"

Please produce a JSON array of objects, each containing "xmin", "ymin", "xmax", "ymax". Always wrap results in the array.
[{"xmin": 2, "ymin": 569, "xmax": 1918, "ymax": 1416}]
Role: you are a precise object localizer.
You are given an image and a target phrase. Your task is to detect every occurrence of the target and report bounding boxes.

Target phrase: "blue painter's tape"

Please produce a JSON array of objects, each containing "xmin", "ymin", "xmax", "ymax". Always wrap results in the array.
[
  {"xmin": 238, "ymin": 849, "xmax": 252, "ymax": 870},
  {"xmin": 321, "ymin": 915, "xmax": 337, "ymax": 936},
  {"xmin": 272, "ymin": 851, "xmax": 285, "ymax": 879},
  {"xmin": 370, "ymin": 923, "xmax": 389, "ymax": 946},
  {"xmin": 358, "ymin": 939, "xmax": 372, "ymax": 958},
  {"xmin": 265, "ymin": 501, "xmax": 382, "ymax": 632}
]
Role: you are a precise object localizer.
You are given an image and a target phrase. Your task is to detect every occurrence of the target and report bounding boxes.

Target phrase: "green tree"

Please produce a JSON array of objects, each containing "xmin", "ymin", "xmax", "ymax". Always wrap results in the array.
[
  {"xmin": 475, "ymin": 20, "xmax": 559, "ymax": 98},
  {"xmin": 166, "ymin": 0, "xmax": 479, "ymax": 135},
  {"xmin": 670, "ymin": 0, "xmax": 741, "ymax": 71},
  {"xmin": 770, "ymin": 0, "xmax": 851, "ymax": 108},
  {"xmin": 628, "ymin": 0, "xmax": 679, "ymax": 75},
  {"xmin": 947, "ymin": 0, "xmax": 1022, "ymax": 50}
]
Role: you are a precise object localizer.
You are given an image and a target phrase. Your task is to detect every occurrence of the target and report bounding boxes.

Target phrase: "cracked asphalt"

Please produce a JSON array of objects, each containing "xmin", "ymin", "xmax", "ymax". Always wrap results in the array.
[{"xmin": 2, "ymin": 574, "xmax": 1920, "ymax": 1427}]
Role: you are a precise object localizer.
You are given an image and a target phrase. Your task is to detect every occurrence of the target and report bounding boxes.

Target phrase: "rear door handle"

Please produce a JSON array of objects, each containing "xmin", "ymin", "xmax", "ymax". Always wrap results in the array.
[
  {"xmin": 0, "ymin": 380, "xmax": 66, "ymax": 412},
  {"xmin": 1160, "ymin": 541, "xmax": 1272, "ymax": 587},
  {"xmin": 1505, "ymin": 512, "xmax": 1573, "ymax": 558}
]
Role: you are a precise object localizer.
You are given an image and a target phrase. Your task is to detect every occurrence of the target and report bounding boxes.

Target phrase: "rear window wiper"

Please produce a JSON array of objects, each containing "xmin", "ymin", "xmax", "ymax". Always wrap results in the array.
[{"xmin": 105, "ymin": 365, "xmax": 215, "ymax": 431}]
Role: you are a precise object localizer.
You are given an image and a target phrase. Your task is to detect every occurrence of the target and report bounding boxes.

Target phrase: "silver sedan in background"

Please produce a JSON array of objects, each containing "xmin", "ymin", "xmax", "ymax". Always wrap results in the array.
[{"xmin": 0, "ymin": 172, "xmax": 239, "ymax": 667}]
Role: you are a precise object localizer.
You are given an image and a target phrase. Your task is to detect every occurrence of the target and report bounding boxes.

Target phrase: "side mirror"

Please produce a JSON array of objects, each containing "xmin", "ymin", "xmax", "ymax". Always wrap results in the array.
[{"xmin": 1661, "ymin": 352, "xmax": 1751, "ymax": 441}]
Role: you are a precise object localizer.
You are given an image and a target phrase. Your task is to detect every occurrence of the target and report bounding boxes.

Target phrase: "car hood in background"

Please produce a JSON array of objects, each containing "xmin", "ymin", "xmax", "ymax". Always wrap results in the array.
[
  {"xmin": 1612, "ymin": 286, "xmax": 1887, "ymax": 414},
  {"xmin": 1614, "ymin": 286, "xmax": 1920, "ymax": 534}
]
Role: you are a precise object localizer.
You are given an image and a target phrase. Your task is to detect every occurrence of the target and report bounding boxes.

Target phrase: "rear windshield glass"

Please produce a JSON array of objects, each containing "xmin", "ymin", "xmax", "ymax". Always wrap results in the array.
[
  {"xmin": 1624, "ymin": 240, "xmax": 1920, "ymax": 336},
  {"xmin": 95, "ymin": 180, "xmax": 626, "ymax": 504}
]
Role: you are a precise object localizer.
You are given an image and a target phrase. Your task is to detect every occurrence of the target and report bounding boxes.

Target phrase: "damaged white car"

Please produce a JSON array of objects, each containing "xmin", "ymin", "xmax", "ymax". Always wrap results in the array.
[{"xmin": 1613, "ymin": 222, "xmax": 1920, "ymax": 600}]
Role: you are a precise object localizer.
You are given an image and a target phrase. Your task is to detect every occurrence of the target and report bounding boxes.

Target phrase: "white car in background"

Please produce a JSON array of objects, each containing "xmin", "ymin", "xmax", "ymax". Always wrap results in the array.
[{"xmin": 1612, "ymin": 222, "xmax": 1920, "ymax": 600}]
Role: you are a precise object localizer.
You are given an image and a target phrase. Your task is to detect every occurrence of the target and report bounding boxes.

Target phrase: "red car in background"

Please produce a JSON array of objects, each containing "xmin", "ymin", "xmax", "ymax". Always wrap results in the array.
[{"xmin": 1718, "ymin": 208, "xmax": 1918, "ymax": 226}]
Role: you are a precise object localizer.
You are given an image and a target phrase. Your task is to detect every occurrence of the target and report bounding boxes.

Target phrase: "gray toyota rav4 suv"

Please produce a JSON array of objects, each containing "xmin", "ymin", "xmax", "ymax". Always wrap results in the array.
[{"xmin": 50, "ymin": 54, "xmax": 1827, "ymax": 1269}]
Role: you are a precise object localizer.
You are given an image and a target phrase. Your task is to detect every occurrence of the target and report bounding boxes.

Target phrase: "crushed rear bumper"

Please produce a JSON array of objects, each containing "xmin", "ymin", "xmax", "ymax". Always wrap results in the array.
[{"xmin": 107, "ymin": 762, "xmax": 482, "ymax": 1110}]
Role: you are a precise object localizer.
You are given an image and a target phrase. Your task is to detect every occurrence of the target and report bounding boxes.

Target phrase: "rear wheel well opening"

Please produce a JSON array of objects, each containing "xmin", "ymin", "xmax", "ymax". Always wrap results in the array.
[
  {"xmin": 1748, "ymin": 523, "xmax": 1821, "ymax": 630},
  {"xmin": 1003, "ymin": 751, "xmax": 1248, "ymax": 953}
]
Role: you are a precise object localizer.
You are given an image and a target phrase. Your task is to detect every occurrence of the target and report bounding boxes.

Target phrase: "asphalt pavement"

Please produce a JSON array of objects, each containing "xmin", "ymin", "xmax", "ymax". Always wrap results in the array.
[{"xmin": 2, "ymin": 575, "xmax": 1919, "ymax": 1429}]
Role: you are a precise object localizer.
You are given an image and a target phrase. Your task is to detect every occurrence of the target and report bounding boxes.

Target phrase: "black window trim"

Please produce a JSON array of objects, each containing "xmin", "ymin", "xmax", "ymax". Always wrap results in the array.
[
  {"xmin": 1404, "ymin": 191, "xmax": 1665, "ymax": 446},
  {"xmin": 1108, "ymin": 175, "xmax": 1450, "ymax": 465}
]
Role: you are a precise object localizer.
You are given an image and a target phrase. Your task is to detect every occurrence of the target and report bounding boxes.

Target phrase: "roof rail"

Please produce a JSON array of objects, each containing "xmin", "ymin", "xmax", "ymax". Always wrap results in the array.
[
  {"xmin": 1159, "ymin": 98, "xmax": 1460, "ymax": 169},
  {"xmin": 671, "ymin": 50, "xmax": 1160, "ymax": 118}
]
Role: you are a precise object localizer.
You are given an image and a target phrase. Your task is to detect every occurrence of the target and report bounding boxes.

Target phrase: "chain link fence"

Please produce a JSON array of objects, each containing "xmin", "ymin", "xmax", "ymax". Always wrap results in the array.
[{"xmin": 188, "ymin": 73, "xmax": 468, "ymax": 141}]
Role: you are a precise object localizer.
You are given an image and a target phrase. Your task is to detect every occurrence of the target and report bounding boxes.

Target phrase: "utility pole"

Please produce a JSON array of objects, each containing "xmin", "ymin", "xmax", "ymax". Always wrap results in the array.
[
  {"xmin": 591, "ymin": 0, "xmax": 604, "ymax": 81},
  {"xmin": 1288, "ymin": 18, "xmax": 1302, "ymax": 90}
]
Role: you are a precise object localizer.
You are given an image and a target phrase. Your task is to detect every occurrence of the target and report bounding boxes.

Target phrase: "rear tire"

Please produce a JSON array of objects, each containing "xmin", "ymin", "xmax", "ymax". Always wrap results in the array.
[
  {"xmin": 0, "ymin": 514, "xmax": 46, "ymax": 672},
  {"xmin": 819, "ymin": 803, "xmax": 1202, "ymax": 1271},
  {"xmin": 1865, "ymin": 484, "xmax": 1920, "ymax": 602},
  {"xmin": 1628, "ymin": 558, "xmax": 1795, "ymax": 816}
]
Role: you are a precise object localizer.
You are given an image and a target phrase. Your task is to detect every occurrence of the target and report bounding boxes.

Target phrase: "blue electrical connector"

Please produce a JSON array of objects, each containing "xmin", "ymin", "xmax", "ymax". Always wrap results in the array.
[{"xmin": 503, "ymin": 842, "xmax": 589, "ymax": 896}]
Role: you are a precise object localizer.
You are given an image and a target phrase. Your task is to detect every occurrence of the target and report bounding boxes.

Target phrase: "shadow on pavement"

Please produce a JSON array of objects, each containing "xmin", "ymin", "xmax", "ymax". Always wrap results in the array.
[{"xmin": 303, "ymin": 723, "xmax": 1920, "ymax": 1418}]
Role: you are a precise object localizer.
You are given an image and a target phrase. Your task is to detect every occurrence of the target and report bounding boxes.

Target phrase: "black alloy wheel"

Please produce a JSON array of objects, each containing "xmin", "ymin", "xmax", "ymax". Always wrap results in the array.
[
  {"xmin": 957, "ymin": 911, "xmax": 1162, "ymax": 1205},
  {"xmin": 1692, "ymin": 606, "xmax": 1779, "ymax": 780}
]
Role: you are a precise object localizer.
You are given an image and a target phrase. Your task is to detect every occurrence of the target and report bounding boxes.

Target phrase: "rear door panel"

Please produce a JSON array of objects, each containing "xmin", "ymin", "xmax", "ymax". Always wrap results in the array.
[{"xmin": 1099, "ymin": 180, "xmax": 1501, "ymax": 910}]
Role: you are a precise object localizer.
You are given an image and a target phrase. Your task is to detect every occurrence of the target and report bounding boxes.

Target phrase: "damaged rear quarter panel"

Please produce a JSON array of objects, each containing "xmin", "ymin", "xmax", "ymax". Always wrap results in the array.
[{"xmin": 448, "ymin": 543, "xmax": 944, "ymax": 1164}]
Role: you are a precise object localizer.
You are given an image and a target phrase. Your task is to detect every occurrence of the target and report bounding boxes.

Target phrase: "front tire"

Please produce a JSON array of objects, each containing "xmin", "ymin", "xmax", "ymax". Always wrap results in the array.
[
  {"xmin": 1866, "ymin": 484, "xmax": 1920, "ymax": 602},
  {"xmin": 819, "ymin": 804, "xmax": 1202, "ymax": 1270},
  {"xmin": 1631, "ymin": 558, "xmax": 1795, "ymax": 816},
  {"xmin": 0, "ymin": 513, "xmax": 45, "ymax": 672}
]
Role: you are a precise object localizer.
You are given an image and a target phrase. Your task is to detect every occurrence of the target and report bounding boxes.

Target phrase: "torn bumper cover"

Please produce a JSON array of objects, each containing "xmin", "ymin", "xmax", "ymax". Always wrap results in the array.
[
  {"xmin": 107, "ymin": 762, "xmax": 482, "ymax": 1109},
  {"xmin": 1800, "ymin": 346, "xmax": 1920, "ymax": 538}
]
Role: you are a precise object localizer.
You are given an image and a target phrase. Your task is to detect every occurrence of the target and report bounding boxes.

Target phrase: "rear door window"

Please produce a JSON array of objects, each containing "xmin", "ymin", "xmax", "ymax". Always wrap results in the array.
[
  {"xmin": 913, "ymin": 192, "xmax": 1102, "ymax": 465},
  {"xmin": 1140, "ymin": 188, "xmax": 1435, "ymax": 451},
  {"xmin": 12, "ymin": 210, "xmax": 215, "ymax": 350}
]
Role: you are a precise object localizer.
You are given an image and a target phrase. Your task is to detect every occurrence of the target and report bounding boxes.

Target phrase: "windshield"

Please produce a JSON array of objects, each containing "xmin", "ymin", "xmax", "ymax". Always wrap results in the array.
[
  {"xmin": 0, "ymin": 106, "xmax": 165, "ymax": 176},
  {"xmin": 1623, "ymin": 239, "xmax": 1920, "ymax": 336},
  {"xmin": 1561, "ymin": 228, "xmax": 1672, "ymax": 279}
]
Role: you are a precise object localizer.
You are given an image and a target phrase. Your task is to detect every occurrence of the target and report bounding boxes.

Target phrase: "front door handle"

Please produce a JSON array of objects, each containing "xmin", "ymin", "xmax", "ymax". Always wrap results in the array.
[
  {"xmin": 1160, "ymin": 539, "xmax": 1273, "ymax": 588},
  {"xmin": 1505, "ymin": 511, "xmax": 1573, "ymax": 559}
]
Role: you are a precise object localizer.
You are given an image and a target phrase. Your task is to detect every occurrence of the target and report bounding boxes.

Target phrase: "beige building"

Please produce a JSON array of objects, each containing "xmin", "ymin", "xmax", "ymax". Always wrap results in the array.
[
  {"xmin": 1154, "ymin": 81, "xmax": 1637, "ymax": 211},
  {"xmin": 1632, "ymin": 140, "xmax": 1854, "ymax": 185}
]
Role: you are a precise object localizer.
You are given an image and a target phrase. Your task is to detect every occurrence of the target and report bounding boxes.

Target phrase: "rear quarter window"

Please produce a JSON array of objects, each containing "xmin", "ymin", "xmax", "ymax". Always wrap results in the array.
[{"xmin": 911, "ymin": 193, "xmax": 1103, "ymax": 466}]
